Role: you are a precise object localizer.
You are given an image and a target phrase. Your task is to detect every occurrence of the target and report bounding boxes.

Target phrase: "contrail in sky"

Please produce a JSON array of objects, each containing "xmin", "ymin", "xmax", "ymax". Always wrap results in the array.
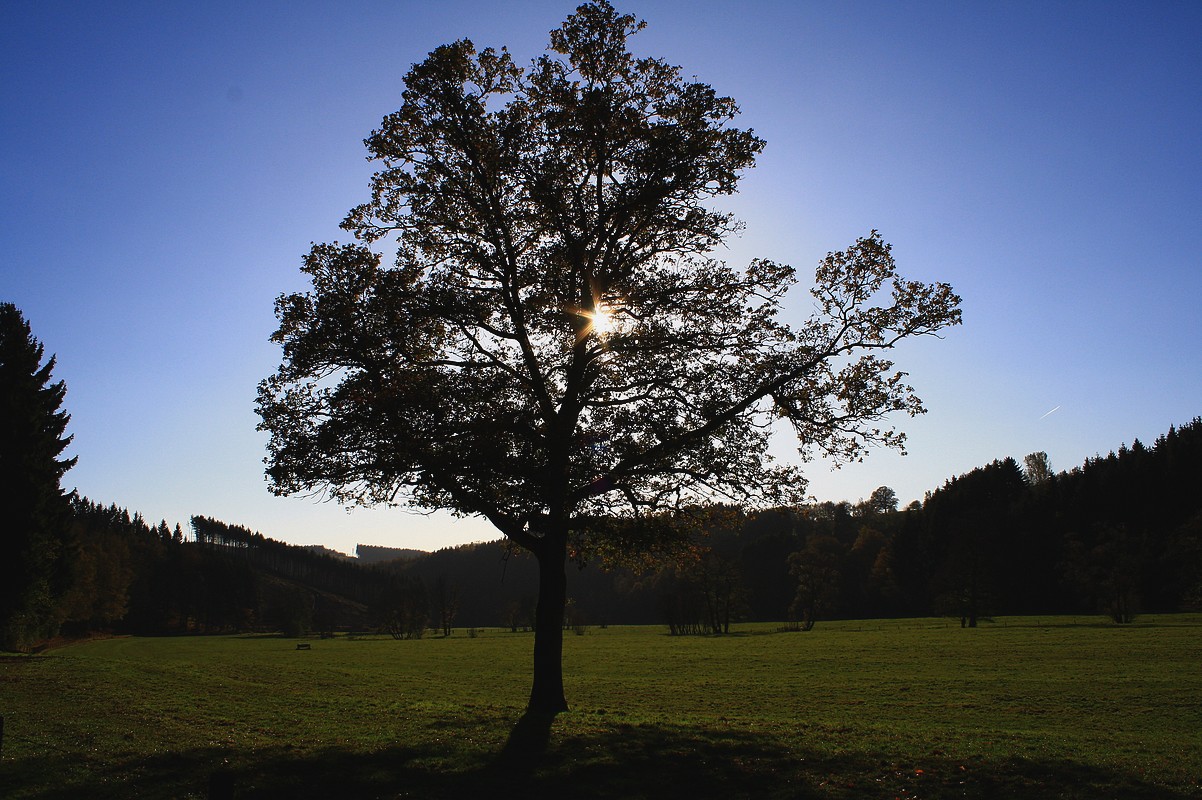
[{"xmin": 1039, "ymin": 405, "xmax": 1062, "ymax": 420}]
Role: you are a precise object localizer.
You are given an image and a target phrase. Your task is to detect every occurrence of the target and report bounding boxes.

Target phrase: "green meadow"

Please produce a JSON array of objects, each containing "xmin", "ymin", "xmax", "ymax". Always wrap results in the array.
[{"xmin": 2, "ymin": 617, "xmax": 1199, "ymax": 799}]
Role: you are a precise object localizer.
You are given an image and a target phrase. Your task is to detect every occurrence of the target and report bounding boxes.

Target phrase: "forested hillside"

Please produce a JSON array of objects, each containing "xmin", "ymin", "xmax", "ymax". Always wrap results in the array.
[
  {"xmin": 60, "ymin": 506, "xmax": 387, "ymax": 637},
  {"xmin": 406, "ymin": 419, "xmax": 1202, "ymax": 632},
  {"xmin": 6, "ymin": 419, "xmax": 1201, "ymax": 649}
]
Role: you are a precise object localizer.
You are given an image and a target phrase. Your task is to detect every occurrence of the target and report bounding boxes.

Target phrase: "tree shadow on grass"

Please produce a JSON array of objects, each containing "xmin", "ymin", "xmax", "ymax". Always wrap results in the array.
[
  {"xmin": 5, "ymin": 718, "xmax": 1195, "ymax": 800},
  {"xmin": 494, "ymin": 709, "xmax": 556, "ymax": 775}
]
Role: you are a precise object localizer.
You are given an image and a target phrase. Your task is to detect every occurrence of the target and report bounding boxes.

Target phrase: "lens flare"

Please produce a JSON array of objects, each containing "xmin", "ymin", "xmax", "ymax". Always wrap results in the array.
[{"xmin": 589, "ymin": 305, "xmax": 617, "ymax": 336}]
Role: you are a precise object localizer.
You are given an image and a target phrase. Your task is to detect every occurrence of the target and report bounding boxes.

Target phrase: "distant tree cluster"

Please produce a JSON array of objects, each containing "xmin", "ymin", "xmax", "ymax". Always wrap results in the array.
[
  {"xmin": 30, "ymin": 503, "xmax": 461, "ymax": 641},
  {"xmin": 0, "ymin": 298, "xmax": 474, "ymax": 648},
  {"xmin": 744, "ymin": 426, "xmax": 1202, "ymax": 628},
  {"xmin": 61, "ymin": 503, "xmax": 358, "ymax": 636},
  {"xmin": 4, "ymin": 297, "xmax": 1198, "ymax": 652},
  {"xmin": 384, "ymin": 421, "xmax": 1202, "ymax": 632},
  {"xmin": 8, "ymin": 417, "xmax": 1202, "ymax": 650}
]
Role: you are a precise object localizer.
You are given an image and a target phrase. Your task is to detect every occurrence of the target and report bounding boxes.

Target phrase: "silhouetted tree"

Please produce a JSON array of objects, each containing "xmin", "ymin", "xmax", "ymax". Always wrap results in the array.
[
  {"xmin": 926, "ymin": 458, "xmax": 1026, "ymax": 626},
  {"xmin": 59, "ymin": 502, "xmax": 134, "ymax": 631},
  {"xmin": 655, "ymin": 547, "xmax": 744, "ymax": 635},
  {"xmin": 809, "ymin": 501, "xmax": 859, "ymax": 545},
  {"xmin": 843, "ymin": 524, "xmax": 889, "ymax": 618},
  {"xmin": 787, "ymin": 535, "xmax": 844, "ymax": 630},
  {"xmin": 377, "ymin": 576, "xmax": 428, "ymax": 640},
  {"xmin": 864, "ymin": 485, "xmax": 899, "ymax": 516},
  {"xmin": 504, "ymin": 596, "xmax": 535, "ymax": 632},
  {"xmin": 737, "ymin": 509, "xmax": 802, "ymax": 620},
  {"xmin": 1165, "ymin": 511, "xmax": 1202, "ymax": 611},
  {"xmin": 1023, "ymin": 451, "xmax": 1053, "ymax": 485},
  {"xmin": 1065, "ymin": 524, "xmax": 1144, "ymax": 623},
  {"xmin": 256, "ymin": 1, "xmax": 960, "ymax": 712},
  {"xmin": 0, "ymin": 304, "xmax": 77, "ymax": 651},
  {"xmin": 656, "ymin": 562, "xmax": 707, "ymax": 636},
  {"xmin": 874, "ymin": 503, "xmax": 928, "ymax": 614},
  {"xmin": 431, "ymin": 574, "xmax": 461, "ymax": 636}
]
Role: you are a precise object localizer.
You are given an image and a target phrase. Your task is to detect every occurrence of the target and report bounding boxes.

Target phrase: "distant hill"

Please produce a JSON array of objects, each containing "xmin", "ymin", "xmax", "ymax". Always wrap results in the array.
[
  {"xmin": 45, "ymin": 416, "xmax": 1202, "ymax": 646},
  {"xmin": 355, "ymin": 544, "xmax": 428, "ymax": 564},
  {"xmin": 378, "ymin": 417, "xmax": 1202, "ymax": 629},
  {"xmin": 302, "ymin": 544, "xmax": 354, "ymax": 560}
]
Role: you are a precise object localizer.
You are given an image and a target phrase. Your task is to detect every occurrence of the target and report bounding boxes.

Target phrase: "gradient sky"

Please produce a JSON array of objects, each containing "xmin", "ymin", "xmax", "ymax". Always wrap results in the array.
[{"xmin": 4, "ymin": 1, "xmax": 1200, "ymax": 556}]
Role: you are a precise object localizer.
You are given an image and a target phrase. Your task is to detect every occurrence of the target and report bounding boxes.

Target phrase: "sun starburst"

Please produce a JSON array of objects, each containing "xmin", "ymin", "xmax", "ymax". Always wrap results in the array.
[{"xmin": 588, "ymin": 305, "xmax": 618, "ymax": 336}]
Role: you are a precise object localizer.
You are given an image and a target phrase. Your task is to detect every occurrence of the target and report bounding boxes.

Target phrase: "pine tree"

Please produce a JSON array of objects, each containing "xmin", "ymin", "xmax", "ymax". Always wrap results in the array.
[{"xmin": 0, "ymin": 303, "xmax": 77, "ymax": 650}]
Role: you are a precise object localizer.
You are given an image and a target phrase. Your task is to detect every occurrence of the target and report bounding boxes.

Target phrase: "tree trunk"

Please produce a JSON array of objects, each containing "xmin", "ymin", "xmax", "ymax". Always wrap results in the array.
[{"xmin": 528, "ymin": 535, "xmax": 569, "ymax": 714}]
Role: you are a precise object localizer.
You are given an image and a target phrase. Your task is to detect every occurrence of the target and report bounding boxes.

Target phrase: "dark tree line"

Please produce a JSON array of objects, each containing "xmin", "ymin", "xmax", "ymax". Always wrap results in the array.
[
  {"xmin": 62, "ymin": 502, "xmax": 347, "ymax": 636},
  {"xmin": 11, "ymin": 415, "xmax": 1201, "ymax": 649},
  {"xmin": 391, "ymin": 420, "xmax": 1202, "ymax": 631},
  {"xmin": 768, "ymin": 423, "xmax": 1202, "ymax": 627},
  {"xmin": 15, "ymin": 425, "xmax": 1202, "ymax": 649},
  {"xmin": 7, "ymin": 415, "xmax": 1201, "ymax": 650},
  {"xmin": 4, "ymin": 299, "xmax": 1198, "ymax": 648}
]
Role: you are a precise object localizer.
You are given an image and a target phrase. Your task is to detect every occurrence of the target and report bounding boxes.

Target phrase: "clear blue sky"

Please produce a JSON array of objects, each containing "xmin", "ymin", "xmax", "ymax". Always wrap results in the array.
[{"xmin": 4, "ymin": 1, "xmax": 1200, "ymax": 556}]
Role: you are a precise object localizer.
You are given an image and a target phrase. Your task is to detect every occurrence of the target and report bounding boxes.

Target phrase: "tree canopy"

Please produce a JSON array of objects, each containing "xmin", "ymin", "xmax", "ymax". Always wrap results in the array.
[{"xmin": 256, "ymin": 1, "xmax": 961, "ymax": 713}]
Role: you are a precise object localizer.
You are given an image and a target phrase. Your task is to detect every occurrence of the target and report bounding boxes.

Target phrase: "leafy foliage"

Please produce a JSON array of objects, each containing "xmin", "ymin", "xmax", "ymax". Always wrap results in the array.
[
  {"xmin": 257, "ymin": 2, "xmax": 959, "ymax": 549},
  {"xmin": 255, "ymin": 0, "xmax": 959, "ymax": 712}
]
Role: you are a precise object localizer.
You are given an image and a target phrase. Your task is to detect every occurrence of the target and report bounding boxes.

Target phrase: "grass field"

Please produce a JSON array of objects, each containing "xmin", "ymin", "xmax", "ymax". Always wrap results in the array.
[{"xmin": 2, "ymin": 616, "xmax": 1199, "ymax": 799}]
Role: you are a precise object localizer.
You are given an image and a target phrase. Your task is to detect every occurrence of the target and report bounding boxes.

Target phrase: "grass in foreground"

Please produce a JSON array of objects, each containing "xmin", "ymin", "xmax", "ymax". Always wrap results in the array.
[{"xmin": 1, "ymin": 616, "xmax": 1199, "ymax": 798}]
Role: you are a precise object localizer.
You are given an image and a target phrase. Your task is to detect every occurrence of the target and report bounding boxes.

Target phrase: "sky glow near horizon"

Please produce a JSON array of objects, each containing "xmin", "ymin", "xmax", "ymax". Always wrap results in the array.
[{"xmin": 3, "ymin": 1, "xmax": 1200, "ymax": 556}]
